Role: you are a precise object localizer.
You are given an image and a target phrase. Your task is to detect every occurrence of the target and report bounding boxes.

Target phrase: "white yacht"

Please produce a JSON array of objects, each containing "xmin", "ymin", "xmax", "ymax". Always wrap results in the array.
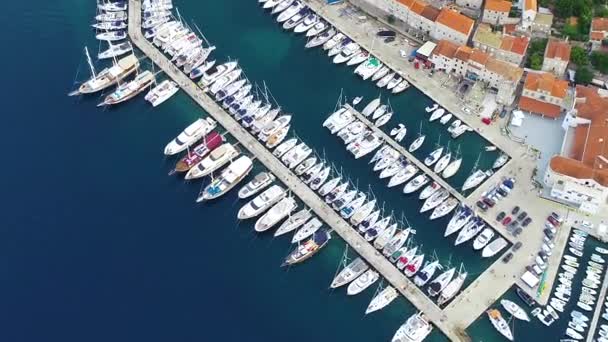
[
  {"xmin": 323, "ymin": 107, "xmax": 355, "ymax": 134},
  {"xmin": 487, "ymin": 309, "xmax": 514, "ymax": 341},
  {"xmin": 330, "ymin": 257, "xmax": 369, "ymax": 288},
  {"xmin": 437, "ymin": 271, "xmax": 467, "ymax": 306},
  {"xmin": 414, "ymin": 261, "xmax": 442, "ymax": 287},
  {"xmin": 354, "ymin": 57, "xmax": 383, "ymax": 80},
  {"xmin": 373, "ymin": 148, "xmax": 399, "ymax": 172},
  {"xmin": 238, "ymin": 172, "xmax": 275, "ymax": 199},
  {"xmin": 373, "ymin": 223, "xmax": 398, "ymax": 250},
  {"xmin": 375, "ymin": 112, "xmax": 393, "ymax": 127},
  {"xmin": 361, "ymin": 97, "xmax": 381, "ymax": 117},
  {"xmin": 439, "ymin": 113, "xmax": 452, "ymax": 124},
  {"xmin": 420, "ymin": 189, "xmax": 449, "ymax": 213},
  {"xmin": 444, "ymin": 205, "xmax": 473, "ymax": 237},
  {"xmin": 71, "ymin": 54, "xmax": 139, "ymax": 96},
  {"xmin": 262, "ymin": 0, "xmax": 283, "ymax": 9},
  {"xmin": 333, "ymin": 42, "xmax": 361, "ymax": 64},
  {"xmin": 428, "ymin": 268, "xmax": 456, "ymax": 297},
  {"xmin": 164, "ymin": 117, "xmax": 217, "ymax": 155},
  {"xmin": 293, "ymin": 13, "xmax": 318, "ymax": 33},
  {"xmin": 366, "ymin": 286, "xmax": 399, "ymax": 314},
  {"xmin": 429, "ymin": 197, "xmax": 458, "ymax": 220},
  {"xmin": 292, "ymin": 218, "xmax": 323, "ymax": 243},
  {"xmin": 482, "ymin": 237, "xmax": 508, "ymax": 258},
  {"xmin": 462, "ymin": 169, "xmax": 488, "ymax": 191},
  {"xmin": 348, "ymin": 131, "xmax": 383, "ymax": 159},
  {"xmin": 501, "ymin": 300, "xmax": 530, "ymax": 321},
  {"xmin": 429, "ymin": 108, "xmax": 445, "ymax": 122},
  {"xmin": 294, "ymin": 157, "xmax": 317, "ymax": 176},
  {"xmin": 318, "ymin": 177, "xmax": 341, "ymax": 197},
  {"xmin": 274, "ymin": 209, "xmax": 312, "ymax": 237},
  {"xmin": 255, "ymin": 197, "xmax": 297, "ymax": 232},
  {"xmin": 347, "ymin": 270, "xmax": 379, "ymax": 295},
  {"xmin": 383, "ymin": 229, "xmax": 411, "ymax": 257},
  {"xmin": 259, "ymin": 115, "xmax": 292, "ymax": 142},
  {"xmin": 266, "ymin": 125, "xmax": 290, "ymax": 149},
  {"xmin": 331, "ymin": 190, "xmax": 358, "ymax": 211},
  {"xmin": 493, "ymin": 153, "xmax": 509, "ymax": 169},
  {"xmin": 408, "ymin": 135, "xmax": 425, "ymax": 152},
  {"xmin": 305, "ymin": 27, "xmax": 336, "ymax": 48},
  {"xmin": 387, "ymin": 75, "xmax": 403, "ymax": 90},
  {"xmin": 473, "ymin": 228, "xmax": 495, "ymax": 250},
  {"xmin": 208, "ymin": 69, "xmax": 243, "ymax": 95},
  {"xmin": 348, "ymin": 51, "xmax": 370, "ymax": 66},
  {"xmin": 377, "ymin": 72, "xmax": 395, "ymax": 88},
  {"xmin": 272, "ymin": 0, "xmax": 295, "ymax": 14},
  {"xmin": 185, "ymin": 143, "xmax": 238, "ymax": 180},
  {"xmin": 338, "ymin": 122, "xmax": 366, "ymax": 145},
  {"xmin": 306, "ymin": 20, "xmax": 328, "ymax": 37},
  {"xmin": 197, "ymin": 156, "xmax": 253, "ymax": 202},
  {"xmin": 391, "ymin": 312, "xmax": 433, "ymax": 342},
  {"xmin": 96, "ymin": 30, "xmax": 127, "ymax": 42},
  {"xmin": 441, "ymin": 157, "xmax": 462, "ymax": 178},
  {"xmin": 371, "ymin": 66, "xmax": 390, "ymax": 82},
  {"xmin": 371, "ymin": 104, "xmax": 388, "ymax": 120},
  {"xmin": 145, "ymin": 80, "xmax": 179, "ymax": 107},
  {"xmin": 310, "ymin": 166, "xmax": 331, "ymax": 191},
  {"xmin": 451, "ymin": 124, "xmax": 470, "ymax": 138},
  {"xmin": 349, "ymin": 200, "xmax": 376, "ymax": 226},
  {"xmin": 433, "ymin": 152, "xmax": 451, "ymax": 173},
  {"xmin": 282, "ymin": 8, "xmax": 308, "ymax": 29},
  {"xmin": 403, "ymin": 174, "xmax": 429, "ymax": 194},
  {"xmin": 424, "ymin": 147, "xmax": 443, "ymax": 166},
  {"xmin": 419, "ymin": 182, "xmax": 440, "ymax": 200},
  {"xmin": 324, "ymin": 182, "xmax": 348, "ymax": 204},
  {"xmin": 392, "ymin": 80, "xmax": 410, "ymax": 93},
  {"xmin": 281, "ymin": 142, "xmax": 312, "ymax": 169},
  {"xmin": 380, "ymin": 156, "xmax": 408, "ymax": 179},
  {"xmin": 322, "ymin": 32, "xmax": 345, "ymax": 50},
  {"xmin": 238, "ymin": 185, "xmax": 286, "ymax": 219},
  {"xmin": 273, "ymin": 138, "xmax": 298, "ymax": 158},
  {"xmin": 455, "ymin": 218, "xmax": 485, "ymax": 246},
  {"xmin": 339, "ymin": 193, "xmax": 366, "ymax": 218},
  {"xmin": 358, "ymin": 210, "xmax": 380, "ymax": 233},
  {"xmin": 388, "ymin": 165, "xmax": 418, "ymax": 188},
  {"xmin": 276, "ymin": 2, "xmax": 304, "ymax": 23},
  {"xmin": 199, "ymin": 61, "xmax": 239, "ymax": 88}
]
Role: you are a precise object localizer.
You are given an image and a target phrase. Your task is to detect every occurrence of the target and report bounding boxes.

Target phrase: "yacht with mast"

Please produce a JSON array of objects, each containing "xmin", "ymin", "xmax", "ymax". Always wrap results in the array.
[
  {"xmin": 291, "ymin": 218, "xmax": 323, "ymax": 243},
  {"xmin": 414, "ymin": 260, "xmax": 441, "ymax": 287},
  {"xmin": 437, "ymin": 267, "xmax": 467, "ymax": 306},
  {"xmin": 97, "ymin": 70, "xmax": 155, "ymax": 106},
  {"xmin": 274, "ymin": 209, "xmax": 312, "ymax": 237},
  {"xmin": 403, "ymin": 174, "xmax": 429, "ymax": 194},
  {"xmin": 391, "ymin": 312, "xmax": 433, "ymax": 342},
  {"xmin": 184, "ymin": 143, "xmax": 238, "ymax": 180},
  {"xmin": 455, "ymin": 218, "xmax": 485, "ymax": 246},
  {"xmin": 237, "ymin": 185, "xmax": 286, "ymax": 220},
  {"xmin": 331, "ymin": 257, "xmax": 369, "ymax": 288},
  {"xmin": 428, "ymin": 267, "xmax": 456, "ymax": 297},
  {"xmin": 173, "ymin": 131, "xmax": 224, "ymax": 173},
  {"xmin": 98, "ymin": 41, "xmax": 133, "ymax": 59},
  {"xmin": 444, "ymin": 205, "xmax": 473, "ymax": 237},
  {"xmin": 462, "ymin": 169, "xmax": 488, "ymax": 191},
  {"xmin": 282, "ymin": 230, "xmax": 331, "ymax": 266},
  {"xmin": 366, "ymin": 286, "xmax": 399, "ymax": 314},
  {"xmin": 420, "ymin": 189, "xmax": 449, "ymax": 213},
  {"xmin": 69, "ymin": 51, "xmax": 138, "ymax": 96},
  {"xmin": 197, "ymin": 156, "xmax": 253, "ymax": 202},
  {"xmin": 487, "ymin": 309, "xmax": 514, "ymax": 341},
  {"xmin": 164, "ymin": 118, "xmax": 217, "ymax": 156},
  {"xmin": 255, "ymin": 197, "xmax": 297, "ymax": 232},
  {"xmin": 347, "ymin": 270, "xmax": 379, "ymax": 295},
  {"xmin": 429, "ymin": 198, "xmax": 459, "ymax": 220}
]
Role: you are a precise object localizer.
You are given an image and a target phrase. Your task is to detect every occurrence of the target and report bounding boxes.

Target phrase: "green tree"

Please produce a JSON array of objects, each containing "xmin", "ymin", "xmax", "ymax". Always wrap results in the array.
[
  {"xmin": 571, "ymin": 46, "xmax": 589, "ymax": 65},
  {"xmin": 530, "ymin": 55, "xmax": 544, "ymax": 70},
  {"xmin": 387, "ymin": 14, "xmax": 396, "ymax": 24},
  {"xmin": 596, "ymin": 5, "xmax": 608, "ymax": 17},
  {"xmin": 591, "ymin": 51, "xmax": 608, "ymax": 73},
  {"xmin": 555, "ymin": 0, "xmax": 575, "ymax": 18},
  {"xmin": 575, "ymin": 66, "xmax": 594, "ymax": 84}
]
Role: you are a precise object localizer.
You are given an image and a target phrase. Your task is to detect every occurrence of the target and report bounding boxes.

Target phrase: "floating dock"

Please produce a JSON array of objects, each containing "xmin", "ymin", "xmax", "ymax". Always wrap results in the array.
[{"xmin": 127, "ymin": 1, "xmax": 469, "ymax": 341}]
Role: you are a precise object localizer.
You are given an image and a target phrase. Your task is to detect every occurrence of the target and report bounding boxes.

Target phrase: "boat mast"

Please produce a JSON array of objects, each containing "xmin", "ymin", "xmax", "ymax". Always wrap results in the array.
[{"xmin": 84, "ymin": 46, "xmax": 97, "ymax": 79}]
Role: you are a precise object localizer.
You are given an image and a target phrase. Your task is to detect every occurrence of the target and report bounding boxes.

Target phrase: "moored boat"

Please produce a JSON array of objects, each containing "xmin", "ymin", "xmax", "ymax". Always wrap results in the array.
[
  {"xmin": 282, "ymin": 230, "xmax": 331, "ymax": 266},
  {"xmin": 98, "ymin": 69, "xmax": 154, "ymax": 106},
  {"xmin": 255, "ymin": 197, "xmax": 297, "ymax": 232},
  {"xmin": 238, "ymin": 172, "xmax": 275, "ymax": 199},
  {"xmin": 197, "ymin": 156, "xmax": 253, "ymax": 202},
  {"xmin": 238, "ymin": 185, "xmax": 286, "ymax": 220},
  {"xmin": 164, "ymin": 117, "xmax": 217, "ymax": 156},
  {"xmin": 174, "ymin": 131, "xmax": 224, "ymax": 172}
]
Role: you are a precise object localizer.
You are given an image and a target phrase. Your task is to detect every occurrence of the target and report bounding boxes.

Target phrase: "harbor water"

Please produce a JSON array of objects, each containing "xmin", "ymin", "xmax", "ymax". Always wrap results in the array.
[{"xmin": 0, "ymin": 0, "xmax": 574, "ymax": 341}]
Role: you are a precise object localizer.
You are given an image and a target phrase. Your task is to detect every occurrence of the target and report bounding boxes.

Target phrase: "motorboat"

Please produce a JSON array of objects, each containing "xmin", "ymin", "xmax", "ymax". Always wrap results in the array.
[
  {"xmin": 455, "ymin": 218, "xmax": 485, "ymax": 246},
  {"xmin": 376, "ymin": 72, "xmax": 395, "ymax": 88},
  {"xmin": 462, "ymin": 169, "xmax": 488, "ymax": 191},
  {"xmin": 403, "ymin": 174, "xmax": 429, "ymax": 194},
  {"xmin": 347, "ymin": 51, "xmax": 370, "ymax": 66},
  {"xmin": 292, "ymin": 218, "xmax": 323, "ymax": 243},
  {"xmin": 429, "ymin": 197, "xmax": 459, "ymax": 219},
  {"xmin": 348, "ymin": 131, "xmax": 383, "ymax": 159},
  {"xmin": 323, "ymin": 107, "xmax": 355, "ymax": 134},
  {"xmin": 305, "ymin": 27, "xmax": 336, "ymax": 48},
  {"xmin": 373, "ymin": 148, "xmax": 399, "ymax": 172},
  {"xmin": 395, "ymin": 127, "xmax": 407, "ymax": 142},
  {"xmin": 92, "ymin": 20, "xmax": 127, "ymax": 31},
  {"xmin": 333, "ymin": 42, "xmax": 361, "ymax": 64},
  {"xmin": 173, "ymin": 131, "xmax": 224, "ymax": 173},
  {"xmin": 493, "ymin": 153, "xmax": 509, "ymax": 169},
  {"xmin": 419, "ymin": 182, "xmax": 440, "ymax": 200},
  {"xmin": 282, "ymin": 8, "xmax": 309, "ymax": 30},
  {"xmin": 349, "ymin": 200, "xmax": 376, "ymax": 226},
  {"xmin": 259, "ymin": 115, "xmax": 292, "ymax": 142},
  {"xmin": 266, "ymin": 125, "xmax": 290, "ymax": 149},
  {"xmin": 473, "ymin": 228, "xmax": 495, "ymax": 250},
  {"xmin": 164, "ymin": 117, "xmax": 217, "ymax": 156},
  {"xmin": 392, "ymin": 80, "xmax": 410, "ymax": 93},
  {"xmin": 301, "ymin": 163, "xmax": 322, "ymax": 184},
  {"xmin": 71, "ymin": 54, "xmax": 139, "ymax": 95},
  {"xmin": 238, "ymin": 172, "xmax": 275, "ymax": 199},
  {"xmin": 274, "ymin": 209, "xmax": 312, "ymax": 237},
  {"xmin": 425, "ymin": 104, "xmax": 439, "ymax": 113},
  {"xmin": 375, "ymin": 112, "xmax": 392, "ymax": 127},
  {"xmin": 222, "ymin": 81, "xmax": 251, "ymax": 108},
  {"xmin": 328, "ymin": 37, "xmax": 352, "ymax": 57},
  {"xmin": 322, "ymin": 32, "xmax": 345, "ymax": 51},
  {"xmin": 272, "ymin": 0, "xmax": 295, "ymax": 15},
  {"xmin": 330, "ymin": 257, "xmax": 369, "ymax": 288},
  {"xmin": 366, "ymin": 286, "xmax": 398, "ymax": 315},
  {"xmin": 293, "ymin": 13, "xmax": 318, "ymax": 34},
  {"xmin": 262, "ymin": 0, "xmax": 284, "ymax": 9},
  {"xmin": 447, "ymin": 119, "xmax": 461, "ymax": 134},
  {"xmin": 197, "ymin": 156, "xmax": 253, "ymax": 202},
  {"xmin": 424, "ymin": 147, "xmax": 443, "ymax": 166},
  {"xmin": 444, "ymin": 205, "xmax": 473, "ymax": 237},
  {"xmin": 215, "ymin": 79, "xmax": 248, "ymax": 102},
  {"xmin": 371, "ymin": 66, "xmax": 390, "ymax": 82},
  {"xmin": 199, "ymin": 61, "xmax": 238, "ymax": 88},
  {"xmin": 386, "ymin": 74, "xmax": 403, "ymax": 90},
  {"xmin": 391, "ymin": 312, "xmax": 433, "ymax": 342},
  {"xmin": 387, "ymin": 164, "xmax": 418, "ymax": 188},
  {"xmin": 347, "ymin": 270, "xmax": 379, "ymax": 295},
  {"xmin": 145, "ymin": 80, "xmax": 179, "ymax": 107},
  {"xmin": 420, "ymin": 188, "xmax": 449, "ymax": 213},
  {"xmin": 96, "ymin": 30, "xmax": 126, "ymax": 42},
  {"xmin": 98, "ymin": 1, "xmax": 127, "ymax": 11},
  {"xmin": 428, "ymin": 268, "xmax": 456, "ymax": 297},
  {"xmin": 429, "ymin": 108, "xmax": 445, "ymax": 122},
  {"xmin": 487, "ymin": 309, "xmax": 514, "ymax": 341},
  {"xmin": 272, "ymin": 138, "xmax": 298, "ymax": 158},
  {"xmin": 408, "ymin": 135, "xmax": 425, "ymax": 152},
  {"xmin": 440, "ymin": 113, "xmax": 452, "ymax": 124},
  {"xmin": 281, "ymin": 142, "xmax": 312, "ymax": 169},
  {"xmin": 354, "ymin": 57, "xmax": 383, "ymax": 80},
  {"xmin": 255, "ymin": 197, "xmax": 297, "ymax": 232},
  {"xmin": 184, "ymin": 143, "xmax": 238, "ymax": 180},
  {"xmin": 294, "ymin": 157, "xmax": 317, "ymax": 176},
  {"xmin": 414, "ymin": 261, "xmax": 441, "ymax": 287},
  {"xmin": 380, "ymin": 156, "xmax": 408, "ymax": 179},
  {"xmin": 95, "ymin": 11, "xmax": 127, "ymax": 22},
  {"xmin": 442, "ymin": 157, "xmax": 462, "ymax": 178},
  {"xmin": 361, "ymin": 97, "xmax": 381, "ymax": 117},
  {"xmin": 97, "ymin": 69, "xmax": 154, "ymax": 105},
  {"xmin": 451, "ymin": 124, "xmax": 470, "ymax": 138},
  {"xmin": 390, "ymin": 124, "xmax": 405, "ymax": 137},
  {"xmin": 437, "ymin": 271, "xmax": 467, "ymax": 306},
  {"xmin": 282, "ymin": 230, "xmax": 331, "ymax": 266}
]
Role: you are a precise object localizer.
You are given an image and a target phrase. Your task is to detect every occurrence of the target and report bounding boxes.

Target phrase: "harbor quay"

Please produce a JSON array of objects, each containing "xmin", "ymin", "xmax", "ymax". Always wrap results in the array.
[{"xmin": 128, "ymin": 1, "xmax": 468, "ymax": 341}]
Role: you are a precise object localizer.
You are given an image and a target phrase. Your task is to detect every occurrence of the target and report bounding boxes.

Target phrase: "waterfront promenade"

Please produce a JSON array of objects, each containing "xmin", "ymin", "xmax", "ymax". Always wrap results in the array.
[{"xmin": 127, "ymin": 1, "xmax": 469, "ymax": 341}]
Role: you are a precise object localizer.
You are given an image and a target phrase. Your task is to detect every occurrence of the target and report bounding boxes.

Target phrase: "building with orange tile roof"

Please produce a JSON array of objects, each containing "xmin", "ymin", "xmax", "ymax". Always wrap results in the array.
[
  {"xmin": 429, "ymin": 39, "xmax": 523, "ymax": 104},
  {"xmin": 432, "ymin": 8, "xmax": 474, "ymax": 45},
  {"xmin": 543, "ymin": 86, "xmax": 608, "ymax": 214},
  {"xmin": 482, "ymin": 0, "xmax": 512, "ymax": 25},
  {"xmin": 518, "ymin": 72, "xmax": 569, "ymax": 118},
  {"xmin": 472, "ymin": 24, "xmax": 529, "ymax": 65},
  {"xmin": 542, "ymin": 38, "xmax": 571, "ymax": 77},
  {"xmin": 590, "ymin": 17, "xmax": 608, "ymax": 50}
]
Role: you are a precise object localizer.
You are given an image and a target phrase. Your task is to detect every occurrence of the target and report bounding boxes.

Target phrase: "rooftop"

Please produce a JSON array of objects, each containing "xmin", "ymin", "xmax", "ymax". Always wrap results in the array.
[
  {"xmin": 591, "ymin": 31, "xmax": 605, "ymax": 41},
  {"xmin": 545, "ymin": 39, "xmax": 571, "ymax": 61},
  {"xmin": 473, "ymin": 24, "xmax": 529, "ymax": 56},
  {"xmin": 523, "ymin": 72, "xmax": 569, "ymax": 98},
  {"xmin": 454, "ymin": 45, "xmax": 473, "ymax": 61},
  {"xmin": 534, "ymin": 13, "xmax": 554, "ymax": 26},
  {"xmin": 485, "ymin": 58, "xmax": 524, "ymax": 82},
  {"xmin": 519, "ymin": 96, "xmax": 562, "ymax": 118},
  {"xmin": 436, "ymin": 8, "xmax": 474, "ymax": 36},
  {"xmin": 433, "ymin": 39, "xmax": 459, "ymax": 58},
  {"xmin": 421, "ymin": 5, "xmax": 441, "ymax": 21},
  {"xmin": 525, "ymin": 0, "xmax": 537, "ymax": 12},
  {"xmin": 592, "ymin": 17, "xmax": 608, "ymax": 32},
  {"xmin": 485, "ymin": 0, "xmax": 512, "ymax": 12},
  {"xmin": 410, "ymin": 0, "xmax": 428, "ymax": 15}
]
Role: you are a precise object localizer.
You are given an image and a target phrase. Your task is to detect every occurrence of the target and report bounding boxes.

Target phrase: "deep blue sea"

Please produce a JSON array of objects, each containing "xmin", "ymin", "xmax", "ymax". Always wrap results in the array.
[{"xmin": 3, "ymin": 0, "xmax": 607, "ymax": 341}]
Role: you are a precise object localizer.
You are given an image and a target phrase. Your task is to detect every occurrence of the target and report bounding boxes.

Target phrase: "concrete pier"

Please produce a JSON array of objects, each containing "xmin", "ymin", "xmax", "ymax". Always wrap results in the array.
[{"xmin": 128, "ymin": 1, "xmax": 469, "ymax": 341}]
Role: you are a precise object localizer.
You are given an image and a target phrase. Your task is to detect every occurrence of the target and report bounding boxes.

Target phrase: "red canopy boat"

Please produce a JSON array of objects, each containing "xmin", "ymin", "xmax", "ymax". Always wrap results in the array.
[{"xmin": 174, "ymin": 131, "xmax": 223, "ymax": 172}]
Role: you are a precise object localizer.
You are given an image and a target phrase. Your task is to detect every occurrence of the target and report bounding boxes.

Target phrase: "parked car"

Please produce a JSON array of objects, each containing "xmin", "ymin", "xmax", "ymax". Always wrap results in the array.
[
  {"xmin": 508, "ymin": 221, "xmax": 520, "ymax": 230},
  {"xmin": 550, "ymin": 211, "xmax": 563, "ymax": 223},
  {"xmin": 522, "ymin": 217, "xmax": 532, "ymax": 227},
  {"xmin": 517, "ymin": 211, "xmax": 528, "ymax": 221},
  {"xmin": 544, "ymin": 225, "xmax": 557, "ymax": 235},
  {"xmin": 532, "ymin": 265, "xmax": 544, "ymax": 275},
  {"xmin": 502, "ymin": 216, "xmax": 512, "ymax": 226},
  {"xmin": 483, "ymin": 197, "xmax": 496, "ymax": 208},
  {"xmin": 496, "ymin": 211, "xmax": 506, "ymax": 221},
  {"xmin": 547, "ymin": 216, "xmax": 559, "ymax": 227},
  {"xmin": 511, "ymin": 206, "xmax": 520, "ymax": 215},
  {"xmin": 541, "ymin": 244, "xmax": 553, "ymax": 256},
  {"xmin": 545, "ymin": 240, "xmax": 555, "ymax": 249},
  {"xmin": 512, "ymin": 241, "xmax": 523, "ymax": 251},
  {"xmin": 543, "ymin": 228, "xmax": 555, "ymax": 239},
  {"xmin": 502, "ymin": 252, "xmax": 513, "ymax": 263},
  {"xmin": 476, "ymin": 200, "xmax": 488, "ymax": 211},
  {"xmin": 496, "ymin": 187, "xmax": 508, "ymax": 197},
  {"xmin": 513, "ymin": 227, "xmax": 523, "ymax": 236}
]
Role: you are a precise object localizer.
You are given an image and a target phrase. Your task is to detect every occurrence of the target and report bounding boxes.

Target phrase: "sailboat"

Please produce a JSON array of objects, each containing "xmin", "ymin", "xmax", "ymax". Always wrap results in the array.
[
  {"xmin": 462, "ymin": 153, "xmax": 487, "ymax": 191},
  {"xmin": 330, "ymin": 257, "xmax": 369, "ymax": 288},
  {"xmin": 408, "ymin": 123, "xmax": 425, "ymax": 152},
  {"xmin": 69, "ymin": 49, "xmax": 139, "ymax": 96},
  {"xmin": 442, "ymin": 145, "xmax": 462, "ymax": 178},
  {"xmin": 366, "ymin": 285, "xmax": 399, "ymax": 314},
  {"xmin": 437, "ymin": 265, "xmax": 467, "ymax": 305}
]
